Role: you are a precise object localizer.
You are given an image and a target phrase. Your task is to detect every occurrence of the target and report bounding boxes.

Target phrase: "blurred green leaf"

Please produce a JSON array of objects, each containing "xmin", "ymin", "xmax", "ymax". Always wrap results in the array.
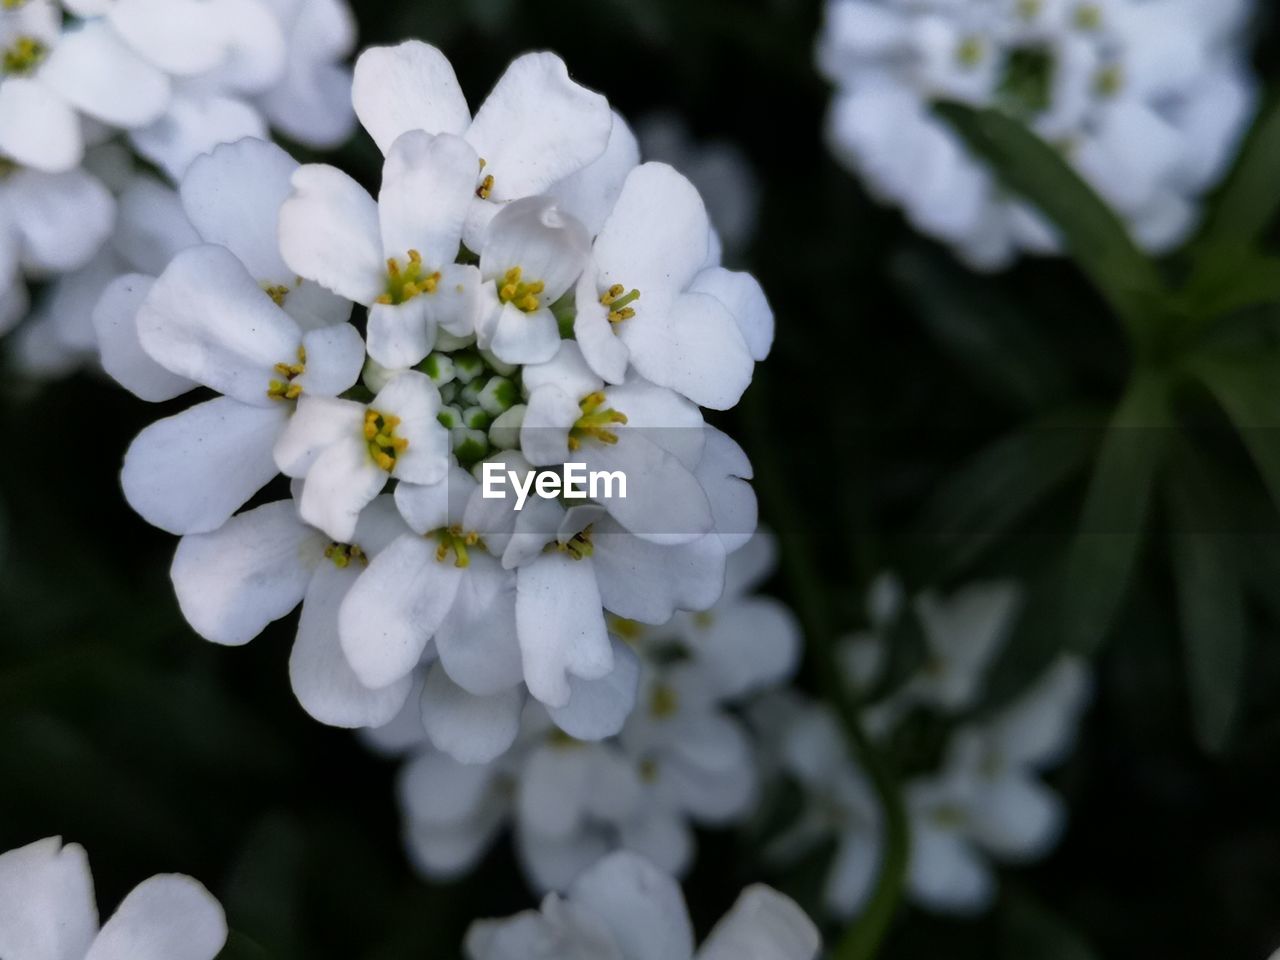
[
  {"xmin": 912, "ymin": 407, "xmax": 1101, "ymax": 579},
  {"xmin": 224, "ymin": 815, "xmax": 307, "ymax": 960},
  {"xmin": 1192, "ymin": 355, "xmax": 1280, "ymax": 519},
  {"xmin": 1166, "ymin": 447, "xmax": 1247, "ymax": 753},
  {"xmin": 1179, "ymin": 249, "xmax": 1280, "ymax": 323},
  {"xmin": 934, "ymin": 102, "xmax": 1168, "ymax": 341},
  {"xmin": 217, "ymin": 932, "xmax": 273, "ymax": 960},
  {"xmin": 893, "ymin": 247, "xmax": 1071, "ymax": 412},
  {"xmin": 1060, "ymin": 373, "xmax": 1171, "ymax": 653},
  {"xmin": 1002, "ymin": 894, "xmax": 1099, "ymax": 960},
  {"xmin": 1198, "ymin": 90, "xmax": 1280, "ymax": 251}
]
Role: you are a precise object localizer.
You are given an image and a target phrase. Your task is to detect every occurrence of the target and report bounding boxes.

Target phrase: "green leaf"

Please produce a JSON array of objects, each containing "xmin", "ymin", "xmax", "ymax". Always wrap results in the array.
[
  {"xmin": 1179, "ymin": 249, "xmax": 1280, "ymax": 323},
  {"xmin": 893, "ymin": 247, "xmax": 1071, "ymax": 412},
  {"xmin": 1059, "ymin": 372, "xmax": 1172, "ymax": 653},
  {"xmin": 912, "ymin": 406, "xmax": 1101, "ymax": 579},
  {"xmin": 934, "ymin": 101, "xmax": 1168, "ymax": 340},
  {"xmin": 1198, "ymin": 90, "xmax": 1280, "ymax": 250},
  {"xmin": 1192, "ymin": 355, "xmax": 1280, "ymax": 519},
  {"xmin": 1165, "ymin": 446, "xmax": 1247, "ymax": 753}
]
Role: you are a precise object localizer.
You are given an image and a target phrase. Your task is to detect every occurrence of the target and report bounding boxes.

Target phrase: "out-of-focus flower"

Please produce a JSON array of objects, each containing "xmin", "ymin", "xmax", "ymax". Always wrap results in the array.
[
  {"xmin": 0, "ymin": 836, "xmax": 226, "ymax": 960},
  {"xmin": 464, "ymin": 850, "xmax": 821, "ymax": 960},
  {"xmin": 637, "ymin": 112, "xmax": 761, "ymax": 259},
  {"xmin": 817, "ymin": 0, "xmax": 1258, "ymax": 269}
]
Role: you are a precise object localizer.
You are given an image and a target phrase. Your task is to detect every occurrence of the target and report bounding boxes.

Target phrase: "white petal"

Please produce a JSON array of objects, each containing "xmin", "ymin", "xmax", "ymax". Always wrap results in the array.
[
  {"xmin": 399, "ymin": 746, "xmax": 500, "ymax": 826},
  {"xmin": 122, "ymin": 397, "xmax": 288, "ymax": 535},
  {"xmin": 41, "ymin": 22, "xmax": 170, "ymax": 128},
  {"xmin": 290, "ymin": 561, "xmax": 415, "ymax": 728},
  {"xmin": 480, "ymin": 197, "xmax": 592, "ymax": 304},
  {"xmin": 547, "ymin": 638, "xmax": 639, "ymax": 741},
  {"xmin": 520, "ymin": 339, "xmax": 603, "ymax": 401},
  {"xmin": 966, "ymin": 775, "xmax": 1064, "ymax": 861},
  {"xmin": 171, "ymin": 499, "xmax": 322, "ymax": 646},
  {"xmin": 485, "ymin": 301, "xmax": 562, "ymax": 366},
  {"xmin": 591, "ymin": 525, "xmax": 726, "ymax": 623},
  {"xmin": 689, "ymin": 268, "xmax": 773, "ymax": 362},
  {"xmin": 338, "ymin": 534, "xmax": 462, "ymax": 689},
  {"xmin": 84, "ymin": 874, "xmax": 226, "ymax": 960},
  {"xmin": 697, "ymin": 886, "xmax": 819, "ymax": 960},
  {"xmin": 180, "ymin": 139, "xmax": 299, "ymax": 285},
  {"xmin": 258, "ymin": 0, "xmax": 355, "ymax": 148},
  {"xmin": 573, "ymin": 268, "xmax": 629, "ymax": 384},
  {"xmin": 373, "ymin": 371, "xmax": 450, "ymax": 486},
  {"xmin": 517, "ymin": 743, "xmax": 593, "ymax": 839},
  {"xmin": 691, "ymin": 598, "xmax": 800, "ymax": 700},
  {"xmin": 824, "ymin": 832, "xmax": 880, "ymax": 919},
  {"xmin": 516, "ymin": 553, "xmax": 613, "ymax": 708},
  {"xmin": 379, "ymin": 130, "xmax": 477, "ymax": 268},
  {"xmin": 0, "ymin": 79, "xmax": 81, "ymax": 172},
  {"xmin": 395, "ymin": 464, "xmax": 474, "ymax": 534},
  {"xmin": 990, "ymin": 656, "xmax": 1091, "ymax": 768},
  {"xmin": 272, "ymin": 394, "xmax": 365, "ymax": 477},
  {"xmin": 906, "ymin": 819, "xmax": 995, "ymax": 915},
  {"xmin": 568, "ymin": 852, "xmax": 695, "ymax": 960},
  {"xmin": 616, "ymin": 812, "xmax": 693, "ymax": 876},
  {"xmin": 420, "ymin": 663, "xmax": 523, "ymax": 764},
  {"xmin": 114, "ymin": 176, "xmax": 199, "ymax": 275},
  {"xmin": 696, "ymin": 426, "xmax": 757, "ymax": 554},
  {"xmin": 549, "ymin": 111, "xmax": 641, "ymax": 237},
  {"xmin": 297, "ymin": 438, "xmax": 388, "ymax": 542},
  {"xmin": 107, "ymin": 0, "xmax": 228, "ymax": 76},
  {"xmin": 130, "ymin": 93, "xmax": 266, "ymax": 181},
  {"xmin": 0, "ymin": 837, "xmax": 97, "ymax": 960},
  {"xmin": 467, "ymin": 52, "xmax": 611, "ymax": 200},
  {"xmin": 9, "ymin": 167, "xmax": 114, "ymax": 273},
  {"xmin": 434, "ymin": 555, "xmax": 524, "ymax": 696},
  {"xmin": 279, "ymin": 163, "xmax": 384, "ymax": 304},
  {"xmin": 137, "ymin": 244, "xmax": 301, "ymax": 405},
  {"xmin": 351, "ymin": 41, "xmax": 470, "ymax": 154},
  {"xmin": 296, "ymin": 323, "xmax": 365, "ymax": 397}
]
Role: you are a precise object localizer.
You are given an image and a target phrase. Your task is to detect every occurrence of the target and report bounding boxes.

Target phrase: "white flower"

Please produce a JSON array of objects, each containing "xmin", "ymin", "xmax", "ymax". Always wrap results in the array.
[
  {"xmin": 637, "ymin": 112, "xmax": 761, "ymax": 259},
  {"xmin": 0, "ymin": 836, "xmax": 226, "ymax": 960},
  {"xmin": 465, "ymin": 851, "xmax": 821, "ymax": 960},
  {"xmin": 816, "ymin": 0, "xmax": 1259, "ymax": 268},
  {"xmin": 905, "ymin": 655, "xmax": 1091, "ymax": 914},
  {"xmin": 170, "ymin": 495, "xmax": 415, "ymax": 727},
  {"xmin": 350, "ymin": 41, "xmax": 613, "ymax": 247},
  {"xmin": 122, "ymin": 137, "xmax": 363, "ymax": 536},
  {"xmin": 279, "ymin": 131, "xmax": 483, "ymax": 369},
  {"xmin": 274, "ymin": 370, "xmax": 451, "ymax": 542},
  {"xmin": 573, "ymin": 162, "xmax": 769, "ymax": 410}
]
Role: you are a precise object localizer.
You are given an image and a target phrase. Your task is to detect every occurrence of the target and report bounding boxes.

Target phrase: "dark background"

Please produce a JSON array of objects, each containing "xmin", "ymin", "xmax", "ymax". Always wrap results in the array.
[{"xmin": 2, "ymin": 0, "xmax": 1279, "ymax": 956}]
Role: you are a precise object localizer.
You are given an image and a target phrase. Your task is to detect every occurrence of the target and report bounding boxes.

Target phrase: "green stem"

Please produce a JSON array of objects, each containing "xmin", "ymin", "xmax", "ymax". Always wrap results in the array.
[{"xmin": 741, "ymin": 381, "xmax": 910, "ymax": 959}]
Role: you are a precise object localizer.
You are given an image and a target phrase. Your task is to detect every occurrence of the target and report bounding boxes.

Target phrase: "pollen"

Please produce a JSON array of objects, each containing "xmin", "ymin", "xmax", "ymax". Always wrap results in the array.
[
  {"xmin": 568, "ymin": 391, "xmax": 627, "ymax": 451},
  {"xmin": 1094, "ymin": 64, "xmax": 1124, "ymax": 97},
  {"xmin": 262, "ymin": 283, "xmax": 290, "ymax": 307},
  {"xmin": 649, "ymin": 683, "xmax": 680, "ymax": 719},
  {"xmin": 434, "ymin": 524, "xmax": 480, "ymax": 568},
  {"xmin": 364, "ymin": 408, "xmax": 408, "ymax": 471},
  {"xmin": 2, "ymin": 36, "xmax": 46, "ymax": 76},
  {"xmin": 324, "ymin": 542, "xmax": 368, "ymax": 569},
  {"xmin": 956, "ymin": 35, "xmax": 984, "ymax": 68},
  {"xmin": 376, "ymin": 250, "xmax": 440, "ymax": 306},
  {"xmin": 266, "ymin": 345, "xmax": 307, "ymax": 400},
  {"xmin": 608, "ymin": 616, "xmax": 646, "ymax": 640},
  {"xmin": 557, "ymin": 528, "xmax": 594, "ymax": 561},
  {"xmin": 497, "ymin": 266, "xmax": 545, "ymax": 313},
  {"xmin": 600, "ymin": 284, "xmax": 641, "ymax": 324},
  {"xmin": 476, "ymin": 174, "xmax": 495, "ymax": 199}
]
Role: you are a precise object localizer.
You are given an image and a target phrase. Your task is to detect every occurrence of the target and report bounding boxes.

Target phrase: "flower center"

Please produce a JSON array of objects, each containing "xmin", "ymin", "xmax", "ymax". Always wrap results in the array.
[
  {"xmin": 649, "ymin": 682, "xmax": 679, "ymax": 719},
  {"xmin": 608, "ymin": 616, "xmax": 646, "ymax": 640},
  {"xmin": 476, "ymin": 158, "xmax": 494, "ymax": 199},
  {"xmin": 2, "ymin": 36, "xmax": 45, "ymax": 76},
  {"xmin": 497, "ymin": 266, "xmax": 545, "ymax": 313},
  {"xmin": 599, "ymin": 284, "xmax": 641, "ymax": 324},
  {"xmin": 324, "ymin": 542, "xmax": 367, "ymax": 569},
  {"xmin": 567, "ymin": 392, "xmax": 627, "ymax": 451},
  {"xmin": 266, "ymin": 345, "xmax": 306, "ymax": 401},
  {"xmin": 364, "ymin": 408, "xmax": 408, "ymax": 471},
  {"xmin": 1073, "ymin": 2, "xmax": 1103, "ymax": 30},
  {"xmin": 996, "ymin": 46, "xmax": 1056, "ymax": 120},
  {"xmin": 1094, "ymin": 63, "xmax": 1124, "ymax": 98},
  {"xmin": 378, "ymin": 250, "xmax": 440, "ymax": 306},
  {"xmin": 955, "ymin": 35, "xmax": 986, "ymax": 69},
  {"xmin": 556, "ymin": 527, "xmax": 594, "ymax": 561},
  {"xmin": 434, "ymin": 524, "xmax": 479, "ymax": 568},
  {"xmin": 261, "ymin": 282, "xmax": 291, "ymax": 307}
]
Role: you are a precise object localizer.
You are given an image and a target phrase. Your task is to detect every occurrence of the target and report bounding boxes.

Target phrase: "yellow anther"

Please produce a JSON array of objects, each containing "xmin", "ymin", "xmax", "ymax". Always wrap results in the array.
[
  {"xmin": 2, "ymin": 0, "xmax": 30, "ymax": 9},
  {"xmin": 600, "ymin": 284, "xmax": 641, "ymax": 324},
  {"xmin": 434, "ymin": 524, "xmax": 481, "ymax": 568},
  {"xmin": 324, "ymin": 542, "xmax": 368, "ymax": 569},
  {"xmin": 649, "ymin": 683, "xmax": 679, "ymax": 719},
  {"xmin": 3, "ymin": 35, "xmax": 45, "ymax": 75},
  {"xmin": 1016, "ymin": 0, "xmax": 1042, "ymax": 17},
  {"xmin": 266, "ymin": 345, "xmax": 307, "ymax": 401},
  {"xmin": 1094, "ymin": 64, "xmax": 1124, "ymax": 97},
  {"xmin": 378, "ymin": 250, "xmax": 440, "ymax": 306},
  {"xmin": 497, "ymin": 266, "xmax": 546, "ymax": 314},
  {"xmin": 956, "ymin": 35, "xmax": 984, "ymax": 67},
  {"xmin": 568, "ymin": 392, "xmax": 628, "ymax": 450},
  {"xmin": 1074, "ymin": 2, "xmax": 1102, "ymax": 28},
  {"xmin": 476, "ymin": 174, "xmax": 495, "ymax": 200},
  {"xmin": 609, "ymin": 617, "xmax": 646, "ymax": 640},
  {"xmin": 549, "ymin": 728, "xmax": 585, "ymax": 749},
  {"xmin": 556, "ymin": 528, "xmax": 594, "ymax": 561},
  {"xmin": 262, "ymin": 283, "xmax": 290, "ymax": 307},
  {"xmin": 364, "ymin": 409, "xmax": 407, "ymax": 471},
  {"xmin": 693, "ymin": 610, "xmax": 716, "ymax": 629}
]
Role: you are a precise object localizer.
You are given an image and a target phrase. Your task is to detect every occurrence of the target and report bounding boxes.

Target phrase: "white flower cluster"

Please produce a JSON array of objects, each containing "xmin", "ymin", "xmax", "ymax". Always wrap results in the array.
[
  {"xmin": 817, "ymin": 0, "xmax": 1257, "ymax": 269},
  {"xmin": 0, "ymin": 0, "xmax": 356, "ymax": 360},
  {"xmin": 366, "ymin": 534, "xmax": 799, "ymax": 891},
  {"xmin": 465, "ymin": 850, "xmax": 821, "ymax": 960},
  {"xmin": 0, "ymin": 836, "xmax": 227, "ymax": 960},
  {"xmin": 114, "ymin": 41, "xmax": 774, "ymax": 767},
  {"xmin": 758, "ymin": 576, "xmax": 1091, "ymax": 918}
]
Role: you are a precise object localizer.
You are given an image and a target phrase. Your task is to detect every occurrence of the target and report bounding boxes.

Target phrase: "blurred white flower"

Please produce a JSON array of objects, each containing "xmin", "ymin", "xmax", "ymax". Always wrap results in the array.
[
  {"xmin": 0, "ymin": 836, "xmax": 226, "ymax": 960},
  {"xmin": 817, "ymin": 0, "xmax": 1259, "ymax": 268},
  {"xmin": 465, "ymin": 850, "xmax": 820, "ymax": 960}
]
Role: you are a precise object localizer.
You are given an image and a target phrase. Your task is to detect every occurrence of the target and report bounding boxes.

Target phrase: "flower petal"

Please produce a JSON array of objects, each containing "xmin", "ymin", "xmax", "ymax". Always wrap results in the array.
[
  {"xmin": 84, "ymin": 874, "xmax": 226, "ymax": 960},
  {"xmin": 420, "ymin": 662, "xmax": 523, "ymax": 764},
  {"xmin": 516, "ymin": 553, "xmax": 613, "ymax": 708},
  {"xmin": 279, "ymin": 163, "xmax": 384, "ymax": 304},
  {"xmin": 351, "ymin": 41, "xmax": 470, "ymax": 154},
  {"xmin": 0, "ymin": 837, "xmax": 97, "ymax": 960},
  {"xmin": 0, "ymin": 79, "xmax": 81, "ymax": 173},
  {"xmin": 549, "ymin": 111, "xmax": 641, "ymax": 238},
  {"xmin": 546, "ymin": 638, "xmax": 640, "ymax": 741},
  {"xmin": 697, "ymin": 886, "xmax": 820, "ymax": 960},
  {"xmin": 434, "ymin": 554, "xmax": 524, "ymax": 696},
  {"xmin": 372, "ymin": 371, "xmax": 450, "ymax": 486},
  {"xmin": 379, "ymin": 130, "xmax": 477, "ymax": 269},
  {"xmin": 567, "ymin": 852, "xmax": 694, "ymax": 960},
  {"xmin": 40, "ymin": 21, "xmax": 171, "ymax": 128},
  {"xmin": 130, "ymin": 93, "xmax": 267, "ymax": 181}
]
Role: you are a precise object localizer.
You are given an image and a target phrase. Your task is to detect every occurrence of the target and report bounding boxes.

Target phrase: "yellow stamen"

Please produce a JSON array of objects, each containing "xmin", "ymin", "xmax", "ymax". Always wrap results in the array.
[
  {"xmin": 649, "ymin": 683, "xmax": 679, "ymax": 719},
  {"xmin": 434, "ymin": 524, "xmax": 481, "ymax": 568},
  {"xmin": 262, "ymin": 283, "xmax": 290, "ymax": 307},
  {"xmin": 365, "ymin": 409, "xmax": 407, "ymax": 471},
  {"xmin": 266, "ymin": 345, "xmax": 307, "ymax": 400},
  {"xmin": 377, "ymin": 250, "xmax": 440, "ymax": 306},
  {"xmin": 476, "ymin": 174, "xmax": 495, "ymax": 200},
  {"xmin": 556, "ymin": 528, "xmax": 594, "ymax": 561},
  {"xmin": 600, "ymin": 284, "xmax": 641, "ymax": 324},
  {"xmin": 609, "ymin": 616, "xmax": 646, "ymax": 640},
  {"xmin": 497, "ymin": 266, "xmax": 546, "ymax": 314},
  {"xmin": 568, "ymin": 391, "xmax": 628, "ymax": 450},
  {"xmin": 3, "ymin": 36, "xmax": 45, "ymax": 75},
  {"xmin": 324, "ymin": 542, "xmax": 368, "ymax": 569}
]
